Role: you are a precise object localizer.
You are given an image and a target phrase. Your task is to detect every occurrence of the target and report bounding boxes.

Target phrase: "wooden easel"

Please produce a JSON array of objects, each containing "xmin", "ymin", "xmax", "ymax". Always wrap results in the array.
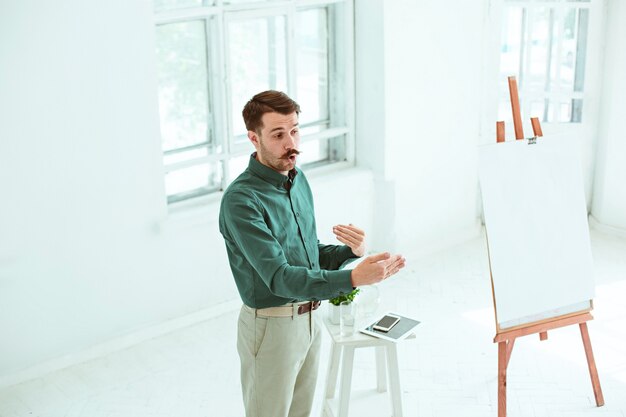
[{"xmin": 492, "ymin": 76, "xmax": 605, "ymax": 417}]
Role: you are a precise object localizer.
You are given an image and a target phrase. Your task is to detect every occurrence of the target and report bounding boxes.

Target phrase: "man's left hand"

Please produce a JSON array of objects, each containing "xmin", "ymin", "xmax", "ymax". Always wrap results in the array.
[{"xmin": 333, "ymin": 224, "xmax": 366, "ymax": 257}]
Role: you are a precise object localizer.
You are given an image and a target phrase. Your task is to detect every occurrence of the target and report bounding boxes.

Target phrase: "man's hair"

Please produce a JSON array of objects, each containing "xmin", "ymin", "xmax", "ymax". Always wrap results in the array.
[{"xmin": 242, "ymin": 90, "xmax": 301, "ymax": 134}]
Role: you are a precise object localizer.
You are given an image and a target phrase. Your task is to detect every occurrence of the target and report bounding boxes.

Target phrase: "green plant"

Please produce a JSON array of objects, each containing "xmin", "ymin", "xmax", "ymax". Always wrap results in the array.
[{"xmin": 328, "ymin": 288, "xmax": 360, "ymax": 306}]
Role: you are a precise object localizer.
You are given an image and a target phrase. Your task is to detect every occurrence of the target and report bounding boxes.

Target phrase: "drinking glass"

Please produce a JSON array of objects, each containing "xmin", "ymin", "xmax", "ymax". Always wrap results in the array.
[{"xmin": 340, "ymin": 301, "xmax": 355, "ymax": 336}]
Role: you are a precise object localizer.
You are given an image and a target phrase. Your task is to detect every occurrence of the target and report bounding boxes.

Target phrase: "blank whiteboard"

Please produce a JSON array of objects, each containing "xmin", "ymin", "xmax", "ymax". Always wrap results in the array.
[{"xmin": 478, "ymin": 135, "xmax": 594, "ymax": 330}]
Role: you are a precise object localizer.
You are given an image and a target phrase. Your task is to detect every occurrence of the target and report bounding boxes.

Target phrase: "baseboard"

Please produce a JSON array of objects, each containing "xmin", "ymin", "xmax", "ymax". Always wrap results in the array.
[
  {"xmin": 589, "ymin": 215, "xmax": 626, "ymax": 238},
  {"xmin": 0, "ymin": 298, "xmax": 241, "ymax": 390}
]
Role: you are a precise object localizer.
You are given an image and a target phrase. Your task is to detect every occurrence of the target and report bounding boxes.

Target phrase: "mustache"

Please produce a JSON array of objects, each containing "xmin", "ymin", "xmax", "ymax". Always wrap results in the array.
[{"xmin": 283, "ymin": 149, "xmax": 301, "ymax": 158}]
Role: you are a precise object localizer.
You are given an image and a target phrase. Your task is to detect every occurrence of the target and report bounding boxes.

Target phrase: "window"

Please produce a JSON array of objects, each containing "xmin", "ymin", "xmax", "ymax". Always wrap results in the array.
[
  {"xmin": 154, "ymin": 0, "xmax": 354, "ymax": 204},
  {"xmin": 498, "ymin": 0, "xmax": 591, "ymax": 124}
]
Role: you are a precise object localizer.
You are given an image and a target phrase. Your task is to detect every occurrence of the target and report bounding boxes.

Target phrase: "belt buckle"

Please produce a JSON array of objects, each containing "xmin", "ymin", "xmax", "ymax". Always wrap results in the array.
[
  {"xmin": 297, "ymin": 302, "xmax": 310, "ymax": 315},
  {"xmin": 297, "ymin": 301, "xmax": 320, "ymax": 315}
]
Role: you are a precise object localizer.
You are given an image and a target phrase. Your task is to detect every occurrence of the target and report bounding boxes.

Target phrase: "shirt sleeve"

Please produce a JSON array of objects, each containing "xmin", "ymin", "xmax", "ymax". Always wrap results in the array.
[
  {"xmin": 221, "ymin": 191, "xmax": 354, "ymax": 300},
  {"xmin": 317, "ymin": 243, "xmax": 359, "ymax": 271}
]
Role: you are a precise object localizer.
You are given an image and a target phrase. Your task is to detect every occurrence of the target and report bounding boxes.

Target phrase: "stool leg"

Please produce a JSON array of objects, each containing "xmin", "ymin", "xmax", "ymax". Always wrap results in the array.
[
  {"xmin": 338, "ymin": 346, "xmax": 356, "ymax": 417},
  {"xmin": 386, "ymin": 344, "xmax": 403, "ymax": 417},
  {"xmin": 375, "ymin": 346, "xmax": 387, "ymax": 393},
  {"xmin": 325, "ymin": 343, "xmax": 342, "ymax": 399}
]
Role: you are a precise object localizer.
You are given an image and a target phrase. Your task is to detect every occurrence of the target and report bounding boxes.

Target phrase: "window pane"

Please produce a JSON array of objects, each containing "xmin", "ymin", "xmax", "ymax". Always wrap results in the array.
[
  {"xmin": 547, "ymin": 99, "xmax": 584, "ymax": 123},
  {"xmin": 573, "ymin": 9, "xmax": 589, "ymax": 92},
  {"xmin": 300, "ymin": 123, "xmax": 330, "ymax": 136},
  {"xmin": 299, "ymin": 136, "xmax": 345, "ymax": 168},
  {"xmin": 557, "ymin": 8, "xmax": 578, "ymax": 91},
  {"xmin": 156, "ymin": 21, "xmax": 211, "ymax": 152},
  {"xmin": 154, "ymin": 0, "xmax": 204, "ymax": 12},
  {"xmin": 558, "ymin": 101, "xmax": 572, "ymax": 122},
  {"xmin": 296, "ymin": 8, "xmax": 329, "ymax": 125},
  {"xmin": 527, "ymin": 7, "xmax": 552, "ymax": 91},
  {"xmin": 223, "ymin": 0, "xmax": 268, "ymax": 4},
  {"xmin": 546, "ymin": 100, "xmax": 578, "ymax": 123},
  {"xmin": 165, "ymin": 162, "xmax": 222, "ymax": 198},
  {"xmin": 228, "ymin": 16, "xmax": 288, "ymax": 139},
  {"xmin": 299, "ymin": 139, "xmax": 329, "ymax": 166},
  {"xmin": 500, "ymin": 7, "xmax": 524, "ymax": 81},
  {"xmin": 530, "ymin": 100, "xmax": 547, "ymax": 122},
  {"xmin": 228, "ymin": 154, "xmax": 250, "ymax": 182},
  {"xmin": 571, "ymin": 98, "xmax": 583, "ymax": 123},
  {"xmin": 548, "ymin": 7, "xmax": 588, "ymax": 94},
  {"xmin": 497, "ymin": 100, "xmax": 510, "ymax": 123},
  {"xmin": 164, "ymin": 147, "xmax": 208, "ymax": 166}
]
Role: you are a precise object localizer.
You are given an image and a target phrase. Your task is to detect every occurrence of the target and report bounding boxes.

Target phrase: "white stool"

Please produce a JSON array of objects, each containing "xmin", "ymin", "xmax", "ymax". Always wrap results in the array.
[{"xmin": 322, "ymin": 315, "xmax": 414, "ymax": 417}]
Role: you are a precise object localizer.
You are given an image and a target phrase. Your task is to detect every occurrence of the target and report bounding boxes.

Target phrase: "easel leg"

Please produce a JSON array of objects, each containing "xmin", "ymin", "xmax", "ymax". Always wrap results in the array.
[
  {"xmin": 579, "ymin": 322, "xmax": 605, "ymax": 406},
  {"xmin": 498, "ymin": 341, "xmax": 508, "ymax": 417}
]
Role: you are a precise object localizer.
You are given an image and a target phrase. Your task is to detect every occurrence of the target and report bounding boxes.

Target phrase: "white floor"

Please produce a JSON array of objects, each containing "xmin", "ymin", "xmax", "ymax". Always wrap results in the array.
[{"xmin": 1, "ymin": 230, "xmax": 625, "ymax": 417}]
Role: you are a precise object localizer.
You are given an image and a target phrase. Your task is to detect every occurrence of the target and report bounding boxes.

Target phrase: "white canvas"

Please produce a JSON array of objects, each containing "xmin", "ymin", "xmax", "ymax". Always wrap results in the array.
[{"xmin": 478, "ymin": 135, "xmax": 595, "ymax": 327}]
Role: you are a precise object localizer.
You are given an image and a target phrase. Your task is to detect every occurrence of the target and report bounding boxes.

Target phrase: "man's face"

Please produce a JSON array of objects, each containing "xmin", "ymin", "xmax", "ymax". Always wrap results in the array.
[{"xmin": 248, "ymin": 111, "xmax": 300, "ymax": 175}]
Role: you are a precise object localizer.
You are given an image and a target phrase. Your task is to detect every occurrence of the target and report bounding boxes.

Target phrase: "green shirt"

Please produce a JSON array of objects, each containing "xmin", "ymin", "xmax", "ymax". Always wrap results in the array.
[{"xmin": 219, "ymin": 154, "xmax": 356, "ymax": 308}]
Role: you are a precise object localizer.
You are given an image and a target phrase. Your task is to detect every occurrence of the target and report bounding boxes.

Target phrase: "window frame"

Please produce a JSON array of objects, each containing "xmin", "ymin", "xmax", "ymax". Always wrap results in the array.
[
  {"xmin": 498, "ymin": 0, "xmax": 594, "ymax": 125},
  {"xmin": 154, "ymin": 0, "xmax": 355, "ymax": 205}
]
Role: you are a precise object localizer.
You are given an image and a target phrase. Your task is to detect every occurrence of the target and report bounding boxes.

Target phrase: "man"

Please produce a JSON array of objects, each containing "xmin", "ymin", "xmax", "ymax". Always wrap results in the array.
[{"xmin": 219, "ymin": 90, "xmax": 405, "ymax": 417}]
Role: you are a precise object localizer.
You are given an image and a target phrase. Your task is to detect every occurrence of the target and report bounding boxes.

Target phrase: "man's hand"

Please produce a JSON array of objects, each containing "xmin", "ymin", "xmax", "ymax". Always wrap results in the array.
[
  {"xmin": 350, "ymin": 252, "xmax": 406, "ymax": 287},
  {"xmin": 333, "ymin": 224, "xmax": 366, "ymax": 257}
]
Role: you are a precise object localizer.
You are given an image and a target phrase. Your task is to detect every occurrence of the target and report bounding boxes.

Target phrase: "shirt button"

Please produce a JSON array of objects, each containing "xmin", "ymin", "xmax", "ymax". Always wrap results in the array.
[{"xmin": 296, "ymin": 212, "xmax": 300, "ymax": 217}]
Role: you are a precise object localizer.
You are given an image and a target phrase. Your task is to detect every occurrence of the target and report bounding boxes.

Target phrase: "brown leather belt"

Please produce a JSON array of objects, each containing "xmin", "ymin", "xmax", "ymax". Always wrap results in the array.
[
  {"xmin": 255, "ymin": 301, "xmax": 321, "ymax": 318},
  {"xmin": 298, "ymin": 300, "xmax": 321, "ymax": 314}
]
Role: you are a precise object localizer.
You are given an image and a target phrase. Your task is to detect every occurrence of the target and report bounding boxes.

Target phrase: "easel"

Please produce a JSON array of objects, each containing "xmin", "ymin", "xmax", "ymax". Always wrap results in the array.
[{"xmin": 491, "ymin": 76, "xmax": 605, "ymax": 417}]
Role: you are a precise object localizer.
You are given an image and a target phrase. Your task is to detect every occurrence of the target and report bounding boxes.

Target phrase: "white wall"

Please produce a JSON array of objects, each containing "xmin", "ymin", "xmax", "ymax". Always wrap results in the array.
[
  {"xmin": 355, "ymin": 0, "xmax": 484, "ymax": 255},
  {"xmin": 0, "ymin": 0, "xmax": 374, "ymax": 380},
  {"xmin": 591, "ymin": 0, "xmax": 626, "ymax": 230},
  {"xmin": 1, "ymin": 0, "xmax": 621, "ymax": 383}
]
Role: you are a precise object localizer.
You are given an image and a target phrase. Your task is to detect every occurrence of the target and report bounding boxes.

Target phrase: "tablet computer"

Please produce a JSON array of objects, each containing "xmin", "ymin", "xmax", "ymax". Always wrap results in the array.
[{"xmin": 360, "ymin": 311, "xmax": 420, "ymax": 342}]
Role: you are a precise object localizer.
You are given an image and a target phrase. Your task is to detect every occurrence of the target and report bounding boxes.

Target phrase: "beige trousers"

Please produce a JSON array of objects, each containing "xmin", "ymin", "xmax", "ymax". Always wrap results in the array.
[{"xmin": 237, "ymin": 304, "xmax": 321, "ymax": 417}]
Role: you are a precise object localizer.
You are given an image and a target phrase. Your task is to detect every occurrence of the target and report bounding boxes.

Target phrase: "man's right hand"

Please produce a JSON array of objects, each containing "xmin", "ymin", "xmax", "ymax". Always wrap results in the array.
[{"xmin": 350, "ymin": 252, "xmax": 406, "ymax": 287}]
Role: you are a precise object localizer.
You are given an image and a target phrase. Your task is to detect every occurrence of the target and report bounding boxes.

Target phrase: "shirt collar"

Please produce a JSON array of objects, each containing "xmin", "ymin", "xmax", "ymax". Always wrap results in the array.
[{"xmin": 247, "ymin": 152, "xmax": 298, "ymax": 189}]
